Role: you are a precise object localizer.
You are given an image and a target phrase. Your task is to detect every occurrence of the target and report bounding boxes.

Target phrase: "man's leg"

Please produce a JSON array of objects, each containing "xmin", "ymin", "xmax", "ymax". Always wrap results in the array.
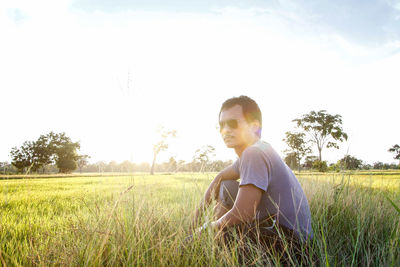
[{"xmin": 214, "ymin": 180, "xmax": 239, "ymax": 219}]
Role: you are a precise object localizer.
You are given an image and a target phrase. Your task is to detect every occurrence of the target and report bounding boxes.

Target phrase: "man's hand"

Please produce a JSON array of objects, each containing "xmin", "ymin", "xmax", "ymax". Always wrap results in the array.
[{"xmin": 183, "ymin": 221, "xmax": 218, "ymax": 249}]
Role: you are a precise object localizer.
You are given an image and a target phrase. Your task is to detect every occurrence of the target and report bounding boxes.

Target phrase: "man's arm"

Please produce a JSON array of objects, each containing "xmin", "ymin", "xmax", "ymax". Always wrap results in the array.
[
  {"xmin": 191, "ymin": 165, "xmax": 239, "ymax": 228},
  {"xmin": 212, "ymin": 184, "xmax": 262, "ymax": 229}
]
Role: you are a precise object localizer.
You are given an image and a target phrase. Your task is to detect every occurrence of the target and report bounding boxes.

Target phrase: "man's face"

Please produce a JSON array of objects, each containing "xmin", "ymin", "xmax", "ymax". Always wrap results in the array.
[{"xmin": 219, "ymin": 105, "xmax": 258, "ymax": 149}]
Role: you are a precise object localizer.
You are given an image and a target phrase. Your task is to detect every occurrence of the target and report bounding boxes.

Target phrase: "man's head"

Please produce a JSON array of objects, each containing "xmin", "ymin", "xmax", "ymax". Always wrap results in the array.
[{"xmin": 219, "ymin": 96, "xmax": 262, "ymax": 153}]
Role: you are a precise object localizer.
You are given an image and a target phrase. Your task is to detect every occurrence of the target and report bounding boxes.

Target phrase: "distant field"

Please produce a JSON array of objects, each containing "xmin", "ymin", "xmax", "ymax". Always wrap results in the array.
[{"xmin": 0, "ymin": 172, "xmax": 399, "ymax": 266}]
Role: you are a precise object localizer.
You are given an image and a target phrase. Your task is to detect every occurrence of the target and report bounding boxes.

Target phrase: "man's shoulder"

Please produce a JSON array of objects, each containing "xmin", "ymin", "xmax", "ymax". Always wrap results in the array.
[
  {"xmin": 238, "ymin": 141, "xmax": 272, "ymax": 166},
  {"xmin": 242, "ymin": 140, "xmax": 270, "ymax": 157},
  {"xmin": 241, "ymin": 140, "xmax": 286, "ymax": 170}
]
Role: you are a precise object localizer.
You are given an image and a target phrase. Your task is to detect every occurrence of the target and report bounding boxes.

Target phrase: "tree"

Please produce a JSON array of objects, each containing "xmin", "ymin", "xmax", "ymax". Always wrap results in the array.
[
  {"xmin": 10, "ymin": 132, "xmax": 83, "ymax": 174},
  {"xmin": 284, "ymin": 152, "xmax": 299, "ymax": 171},
  {"xmin": 106, "ymin": 160, "xmax": 119, "ymax": 172},
  {"xmin": 77, "ymin": 155, "xmax": 90, "ymax": 173},
  {"xmin": 212, "ymin": 159, "xmax": 233, "ymax": 172},
  {"xmin": 338, "ymin": 155, "xmax": 363, "ymax": 170},
  {"xmin": 388, "ymin": 144, "xmax": 400, "ymax": 165},
  {"xmin": 0, "ymin": 161, "xmax": 9, "ymax": 174},
  {"xmin": 10, "ymin": 135, "xmax": 54, "ymax": 174},
  {"xmin": 361, "ymin": 163, "xmax": 372, "ymax": 170},
  {"xmin": 10, "ymin": 143, "xmax": 32, "ymax": 173},
  {"xmin": 150, "ymin": 128, "xmax": 176, "ymax": 175},
  {"xmin": 167, "ymin": 157, "xmax": 177, "ymax": 172},
  {"xmin": 120, "ymin": 160, "xmax": 134, "ymax": 172},
  {"xmin": 95, "ymin": 161, "xmax": 107, "ymax": 173},
  {"xmin": 373, "ymin": 162, "xmax": 384, "ymax": 169},
  {"xmin": 50, "ymin": 133, "xmax": 80, "ymax": 173},
  {"xmin": 293, "ymin": 110, "xmax": 348, "ymax": 161},
  {"xmin": 33, "ymin": 134, "xmax": 55, "ymax": 173},
  {"xmin": 193, "ymin": 145, "xmax": 216, "ymax": 172},
  {"xmin": 312, "ymin": 160, "xmax": 328, "ymax": 172},
  {"xmin": 283, "ymin": 131, "xmax": 311, "ymax": 172},
  {"xmin": 303, "ymin": 155, "xmax": 318, "ymax": 169}
]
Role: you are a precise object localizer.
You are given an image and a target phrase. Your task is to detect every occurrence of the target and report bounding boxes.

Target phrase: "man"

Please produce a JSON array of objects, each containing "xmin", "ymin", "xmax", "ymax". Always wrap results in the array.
[{"xmin": 190, "ymin": 95, "xmax": 313, "ymax": 259}]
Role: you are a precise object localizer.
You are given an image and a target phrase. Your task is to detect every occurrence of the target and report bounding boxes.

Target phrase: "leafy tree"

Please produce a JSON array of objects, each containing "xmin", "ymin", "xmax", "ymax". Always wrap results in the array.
[
  {"xmin": 373, "ymin": 162, "xmax": 384, "ymax": 169},
  {"xmin": 283, "ymin": 131, "xmax": 311, "ymax": 172},
  {"xmin": 388, "ymin": 144, "xmax": 400, "ymax": 165},
  {"xmin": 10, "ymin": 141, "xmax": 35, "ymax": 173},
  {"xmin": 293, "ymin": 110, "xmax": 348, "ymax": 161},
  {"xmin": 328, "ymin": 163, "xmax": 340, "ymax": 172},
  {"xmin": 337, "ymin": 155, "xmax": 363, "ymax": 170},
  {"xmin": 57, "ymin": 157, "xmax": 77, "ymax": 173},
  {"xmin": 10, "ymin": 135, "xmax": 55, "ymax": 173},
  {"xmin": 284, "ymin": 152, "xmax": 299, "ymax": 171},
  {"xmin": 361, "ymin": 163, "xmax": 372, "ymax": 170},
  {"xmin": 312, "ymin": 160, "xmax": 328, "ymax": 172},
  {"xmin": 303, "ymin": 155, "xmax": 318, "ymax": 169},
  {"xmin": 150, "ymin": 128, "xmax": 176, "ymax": 175},
  {"xmin": 33, "ymin": 134, "xmax": 55, "ymax": 172},
  {"xmin": 10, "ymin": 132, "xmax": 82, "ymax": 174},
  {"xmin": 50, "ymin": 133, "xmax": 80, "ymax": 173}
]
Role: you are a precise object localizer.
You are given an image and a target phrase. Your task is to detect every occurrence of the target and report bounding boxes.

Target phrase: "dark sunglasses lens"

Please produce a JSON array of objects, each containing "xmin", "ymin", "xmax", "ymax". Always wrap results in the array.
[
  {"xmin": 227, "ymin": 120, "xmax": 238, "ymax": 129},
  {"xmin": 219, "ymin": 119, "xmax": 238, "ymax": 130}
]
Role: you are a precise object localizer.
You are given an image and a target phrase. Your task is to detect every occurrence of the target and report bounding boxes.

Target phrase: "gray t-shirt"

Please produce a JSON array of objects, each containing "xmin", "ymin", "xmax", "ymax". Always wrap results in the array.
[{"xmin": 233, "ymin": 140, "xmax": 313, "ymax": 240}]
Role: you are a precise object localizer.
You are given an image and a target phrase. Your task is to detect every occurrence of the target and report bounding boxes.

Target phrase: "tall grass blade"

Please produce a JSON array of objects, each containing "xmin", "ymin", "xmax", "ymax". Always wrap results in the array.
[
  {"xmin": 385, "ymin": 194, "xmax": 400, "ymax": 215},
  {"xmin": 320, "ymin": 226, "xmax": 330, "ymax": 267}
]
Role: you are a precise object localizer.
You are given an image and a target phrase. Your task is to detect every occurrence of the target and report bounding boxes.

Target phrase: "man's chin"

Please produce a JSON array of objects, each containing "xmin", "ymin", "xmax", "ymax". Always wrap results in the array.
[{"xmin": 224, "ymin": 141, "xmax": 236, "ymax": 148}]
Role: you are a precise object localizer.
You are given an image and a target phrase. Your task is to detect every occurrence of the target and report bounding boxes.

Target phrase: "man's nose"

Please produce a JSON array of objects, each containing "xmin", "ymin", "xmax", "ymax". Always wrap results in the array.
[{"xmin": 220, "ymin": 125, "xmax": 230, "ymax": 135}]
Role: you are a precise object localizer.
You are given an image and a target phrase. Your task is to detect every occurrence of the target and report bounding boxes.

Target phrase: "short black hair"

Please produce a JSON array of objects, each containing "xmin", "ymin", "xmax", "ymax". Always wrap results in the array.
[{"xmin": 219, "ymin": 95, "xmax": 262, "ymax": 137}]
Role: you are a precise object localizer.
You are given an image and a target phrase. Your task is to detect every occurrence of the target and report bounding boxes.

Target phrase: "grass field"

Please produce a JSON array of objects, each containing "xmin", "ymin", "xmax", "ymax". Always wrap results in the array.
[{"xmin": 0, "ymin": 171, "xmax": 399, "ymax": 266}]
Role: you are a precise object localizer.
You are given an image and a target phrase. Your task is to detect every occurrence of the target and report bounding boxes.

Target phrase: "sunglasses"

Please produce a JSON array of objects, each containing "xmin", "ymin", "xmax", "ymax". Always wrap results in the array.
[{"xmin": 219, "ymin": 119, "xmax": 239, "ymax": 131}]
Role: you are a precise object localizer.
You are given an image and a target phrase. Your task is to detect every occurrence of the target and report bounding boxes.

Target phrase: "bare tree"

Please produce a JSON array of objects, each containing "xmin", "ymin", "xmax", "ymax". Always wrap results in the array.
[
  {"xmin": 150, "ymin": 128, "xmax": 176, "ymax": 175},
  {"xmin": 193, "ymin": 145, "xmax": 216, "ymax": 172}
]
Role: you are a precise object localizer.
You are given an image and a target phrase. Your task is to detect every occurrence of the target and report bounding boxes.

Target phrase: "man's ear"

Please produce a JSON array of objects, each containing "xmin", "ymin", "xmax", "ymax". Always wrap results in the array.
[{"xmin": 250, "ymin": 120, "xmax": 261, "ymax": 134}]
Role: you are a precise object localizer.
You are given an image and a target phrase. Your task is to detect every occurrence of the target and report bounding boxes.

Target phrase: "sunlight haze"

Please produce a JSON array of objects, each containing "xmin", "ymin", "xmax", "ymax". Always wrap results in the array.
[{"xmin": 1, "ymin": 0, "xmax": 399, "ymax": 165}]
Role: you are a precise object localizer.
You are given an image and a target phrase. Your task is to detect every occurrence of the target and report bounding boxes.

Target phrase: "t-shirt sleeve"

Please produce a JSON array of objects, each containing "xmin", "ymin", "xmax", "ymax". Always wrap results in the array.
[{"xmin": 238, "ymin": 147, "xmax": 270, "ymax": 191}]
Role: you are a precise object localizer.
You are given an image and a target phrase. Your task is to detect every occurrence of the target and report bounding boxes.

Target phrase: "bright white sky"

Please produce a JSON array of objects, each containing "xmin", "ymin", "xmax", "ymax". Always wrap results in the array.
[{"xmin": 1, "ymin": 0, "xmax": 399, "ymax": 165}]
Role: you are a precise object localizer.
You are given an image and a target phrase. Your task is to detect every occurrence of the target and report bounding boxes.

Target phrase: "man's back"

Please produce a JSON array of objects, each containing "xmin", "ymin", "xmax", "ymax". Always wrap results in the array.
[{"xmin": 232, "ymin": 140, "xmax": 313, "ymax": 240}]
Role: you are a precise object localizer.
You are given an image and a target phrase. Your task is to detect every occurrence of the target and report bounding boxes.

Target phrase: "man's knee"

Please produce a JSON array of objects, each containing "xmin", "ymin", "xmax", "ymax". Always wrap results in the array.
[{"xmin": 219, "ymin": 180, "xmax": 239, "ymax": 209}]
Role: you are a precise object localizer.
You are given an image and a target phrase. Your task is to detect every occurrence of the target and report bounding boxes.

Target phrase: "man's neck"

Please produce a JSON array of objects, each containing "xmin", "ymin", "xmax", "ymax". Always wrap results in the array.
[{"xmin": 235, "ymin": 137, "xmax": 260, "ymax": 157}]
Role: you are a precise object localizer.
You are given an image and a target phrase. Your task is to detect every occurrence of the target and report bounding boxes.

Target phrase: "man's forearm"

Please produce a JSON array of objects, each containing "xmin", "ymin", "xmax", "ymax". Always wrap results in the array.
[{"xmin": 211, "ymin": 184, "xmax": 263, "ymax": 230}]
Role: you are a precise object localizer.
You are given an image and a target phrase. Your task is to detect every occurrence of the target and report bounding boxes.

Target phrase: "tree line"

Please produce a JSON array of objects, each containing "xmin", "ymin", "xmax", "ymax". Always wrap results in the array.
[
  {"xmin": 4, "ymin": 111, "xmax": 399, "ymax": 175},
  {"xmin": 282, "ymin": 110, "xmax": 400, "ymax": 171},
  {"xmin": 76, "ymin": 157, "xmax": 233, "ymax": 173},
  {"xmin": 4, "ymin": 130, "xmax": 231, "ymax": 174},
  {"xmin": 1, "ymin": 157, "xmax": 233, "ymax": 175}
]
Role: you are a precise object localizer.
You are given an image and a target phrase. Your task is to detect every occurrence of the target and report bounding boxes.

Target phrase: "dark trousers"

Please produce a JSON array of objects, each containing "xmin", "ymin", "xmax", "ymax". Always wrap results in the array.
[
  {"xmin": 219, "ymin": 219, "xmax": 315, "ymax": 266},
  {"xmin": 218, "ymin": 180, "xmax": 315, "ymax": 266}
]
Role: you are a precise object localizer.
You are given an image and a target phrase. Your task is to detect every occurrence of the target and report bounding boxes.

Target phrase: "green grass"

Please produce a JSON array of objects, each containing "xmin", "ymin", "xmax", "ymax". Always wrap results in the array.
[{"xmin": 0, "ymin": 172, "xmax": 399, "ymax": 266}]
